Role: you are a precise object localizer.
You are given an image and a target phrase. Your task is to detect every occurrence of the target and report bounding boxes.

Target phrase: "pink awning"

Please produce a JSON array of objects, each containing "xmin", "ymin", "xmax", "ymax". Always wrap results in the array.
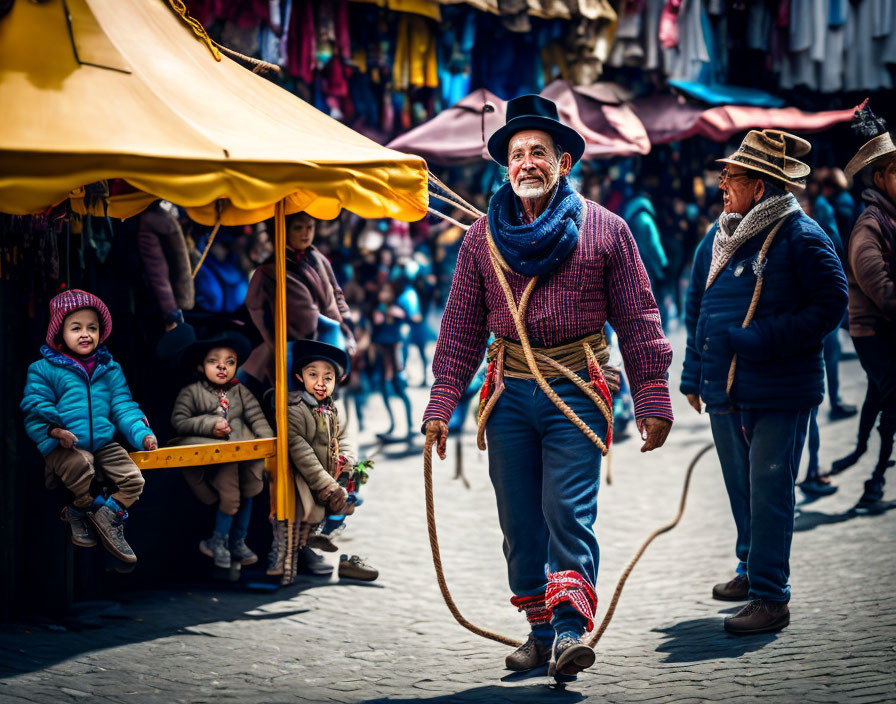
[
  {"xmin": 387, "ymin": 81, "xmax": 649, "ymax": 165},
  {"xmin": 631, "ymin": 94, "xmax": 857, "ymax": 145},
  {"xmin": 386, "ymin": 89, "xmax": 507, "ymax": 165}
]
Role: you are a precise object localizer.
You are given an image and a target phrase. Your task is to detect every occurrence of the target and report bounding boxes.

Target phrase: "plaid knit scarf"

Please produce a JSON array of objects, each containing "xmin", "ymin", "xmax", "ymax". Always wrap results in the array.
[{"xmin": 706, "ymin": 193, "xmax": 801, "ymax": 290}]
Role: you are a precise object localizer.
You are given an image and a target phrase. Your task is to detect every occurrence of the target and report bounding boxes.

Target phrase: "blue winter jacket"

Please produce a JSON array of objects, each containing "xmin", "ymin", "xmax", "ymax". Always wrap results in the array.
[
  {"xmin": 681, "ymin": 211, "xmax": 848, "ymax": 412},
  {"xmin": 21, "ymin": 345, "xmax": 153, "ymax": 456}
]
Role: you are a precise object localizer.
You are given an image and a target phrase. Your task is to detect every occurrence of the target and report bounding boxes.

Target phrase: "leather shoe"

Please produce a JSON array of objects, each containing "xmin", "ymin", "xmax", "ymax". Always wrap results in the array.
[
  {"xmin": 297, "ymin": 546, "xmax": 333, "ymax": 576},
  {"xmin": 712, "ymin": 574, "xmax": 749, "ymax": 601},
  {"xmin": 829, "ymin": 403, "xmax": 858, "ymax": 421},
  {"xmin": 799, "ymin": 477, "xmax": 838, "ymax": 496},
  {"xmin": 551, "ymin": 634, "xmax": 595, "ymax": 676},
  {"xmin": 724, "ymin": 599, "xmax": 789, "ymax": 634},
  {"xmin": 505, "ymin": 633, "xmax": 552, "ymax": 671}
]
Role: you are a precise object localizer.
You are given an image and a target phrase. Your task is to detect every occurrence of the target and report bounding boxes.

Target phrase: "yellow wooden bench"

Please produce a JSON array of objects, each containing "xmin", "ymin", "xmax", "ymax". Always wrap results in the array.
[{"xmin": 129, "ymin": 438, "xmax": 277, "ymax": 473}]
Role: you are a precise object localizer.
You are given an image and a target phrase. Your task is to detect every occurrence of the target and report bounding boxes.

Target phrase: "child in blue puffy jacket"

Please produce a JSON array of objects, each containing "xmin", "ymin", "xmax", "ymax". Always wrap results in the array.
[{"xmin": 21, "ymin": 289, "xmax": 157, "ymax": 566}]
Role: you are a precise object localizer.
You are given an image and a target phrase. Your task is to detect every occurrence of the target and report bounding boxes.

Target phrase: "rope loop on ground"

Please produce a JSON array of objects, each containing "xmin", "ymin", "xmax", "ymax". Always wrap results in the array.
[{"xmin": 423, "ymin": 439, "xmax": 716, "ymax": 652}]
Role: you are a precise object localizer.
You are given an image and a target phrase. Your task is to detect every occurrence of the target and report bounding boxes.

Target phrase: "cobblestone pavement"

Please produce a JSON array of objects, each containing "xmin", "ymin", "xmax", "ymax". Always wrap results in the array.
[{"xmin": 2, "ymin": 330, "xmax": 895, "ymax": 703}]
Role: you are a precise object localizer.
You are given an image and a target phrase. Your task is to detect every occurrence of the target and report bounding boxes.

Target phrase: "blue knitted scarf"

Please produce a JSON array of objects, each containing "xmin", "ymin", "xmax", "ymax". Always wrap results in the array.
[{"xmin": 487, "ymin": 176, "xmax": 584, "ymax": 277}]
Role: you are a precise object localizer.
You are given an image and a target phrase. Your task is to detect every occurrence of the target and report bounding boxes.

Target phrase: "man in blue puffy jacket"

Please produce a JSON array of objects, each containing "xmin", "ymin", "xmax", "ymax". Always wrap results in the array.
[
  {"xmin": 681, "ymin": 131, "xmax": 848, "ymax": 635},
  {"xmin": 21, "ymin": 290, "xmax": 157, "ymax": 566}
]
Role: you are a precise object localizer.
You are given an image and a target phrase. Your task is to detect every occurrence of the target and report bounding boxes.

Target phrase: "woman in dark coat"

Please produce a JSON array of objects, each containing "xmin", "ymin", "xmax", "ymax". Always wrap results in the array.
[{"xmin": 241, "ymin": 213, "xmax": 356, "ymax": 392}]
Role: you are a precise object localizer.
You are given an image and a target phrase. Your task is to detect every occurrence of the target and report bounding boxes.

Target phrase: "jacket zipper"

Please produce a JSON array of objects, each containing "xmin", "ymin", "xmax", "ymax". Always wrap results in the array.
[{"xmin": 85, "ymin": 373, "xmax": 94, "ymax": 451}]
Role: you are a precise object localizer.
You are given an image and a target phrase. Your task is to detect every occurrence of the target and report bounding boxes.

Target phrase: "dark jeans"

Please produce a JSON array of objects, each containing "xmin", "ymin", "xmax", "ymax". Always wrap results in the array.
[
  {"xmin": 709, "ymin": 408, "xmax": 810, "ymax": 602},
  {"xmin": 823, "ymin": 326, "xmax": 843, "ymax": 406},
  {"xmin": 485, "ymin": 375, "xmax": 607, "ymax": 600},
  {"xmin": 854, "ymin": 331, "xmax": 896, "ymax": 483}
]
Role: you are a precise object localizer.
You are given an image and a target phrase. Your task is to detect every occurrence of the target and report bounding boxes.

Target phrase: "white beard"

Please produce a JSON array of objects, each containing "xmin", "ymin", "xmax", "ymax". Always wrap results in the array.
[
  {"xmin": 514, "ymin": 183, "xmax": 548, "ymax": 199},
  {"xmin": 512, "ymin": 165, "xmax": 560, "ymax": 200}
]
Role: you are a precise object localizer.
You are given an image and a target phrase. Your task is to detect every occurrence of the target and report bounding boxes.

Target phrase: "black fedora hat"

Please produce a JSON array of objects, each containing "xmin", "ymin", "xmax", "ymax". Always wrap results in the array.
[
  {"xmin": 291, "ymin": 338, "xmax": 350, "ymax": 379},
  {"xmin": 487, "ymin": 94, "xmax": 586, "ymax": 167}
]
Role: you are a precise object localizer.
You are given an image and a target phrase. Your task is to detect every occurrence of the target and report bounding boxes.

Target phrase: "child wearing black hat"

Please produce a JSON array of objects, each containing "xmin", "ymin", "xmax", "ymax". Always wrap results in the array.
[
  {"xmin": 272, "ymin": 339, "xmax": 377, "ymax": 583},
  {"xmin": 170, "ymin": 329, "xmax": 273, "ymax": 569}
]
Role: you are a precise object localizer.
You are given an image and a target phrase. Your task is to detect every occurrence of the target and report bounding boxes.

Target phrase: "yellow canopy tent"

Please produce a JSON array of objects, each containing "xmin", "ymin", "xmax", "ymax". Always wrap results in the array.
[{"xmin": 0, "ymin": 0, "xmax": 428, "ymax": 522}]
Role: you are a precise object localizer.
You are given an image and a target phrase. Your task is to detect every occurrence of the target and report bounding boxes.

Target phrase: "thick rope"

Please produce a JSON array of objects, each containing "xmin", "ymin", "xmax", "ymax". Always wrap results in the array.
[
  {"xmin": 424, "ymin": 436, "xmax": 521, "ymax": 647},
  {"xmin": 726, "ymin": 218, "xmax": 787, "ymax": 396},
  {"xmin": 429, "ymin": 191, "xmax": 483, "ymax": 220},
  {"xmin": 486, "ymin": 233, "xmax": 610, "ymax": 455},
  {"xmin": 167, "ymin": 0, "xmax": 221, "ymax": 61},
  {"xmin": 428, "ymin": 172, "xmax": 486, "ymax": 218},
  {"xmin": 423, "ymin": 438, "xmax": 716, "ymax": 649},
  {"xmin": 427, "ymin": 207, "xmax": 471, "ymax": 232},
  {"xmin": 213, "ymin": 41, "xmax": 281, "ymax": 74},
  {"xmin": 191, "ymin": 216, "xmax": 223, "ymax": 279},
  {"xmin": 585, "ymin": 443, "xmax": 714, "ymax": 646}
]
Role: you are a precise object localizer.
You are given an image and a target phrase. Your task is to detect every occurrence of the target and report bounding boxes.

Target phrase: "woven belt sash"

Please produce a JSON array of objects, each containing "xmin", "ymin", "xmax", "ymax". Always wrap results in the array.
[
  {"xmin": 489, "ymin": 333, "xmax": 618, "ymax": 384},
  {"xmin": 476, "ymin": 228, "xmax": 617, "ymax": 455}
]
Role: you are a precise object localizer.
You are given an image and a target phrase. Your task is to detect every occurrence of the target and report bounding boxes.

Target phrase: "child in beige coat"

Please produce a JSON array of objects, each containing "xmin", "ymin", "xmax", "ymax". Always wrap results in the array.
[{"xmin": 170, "ymin": 329, "xmax": 272, "ymax": 569}]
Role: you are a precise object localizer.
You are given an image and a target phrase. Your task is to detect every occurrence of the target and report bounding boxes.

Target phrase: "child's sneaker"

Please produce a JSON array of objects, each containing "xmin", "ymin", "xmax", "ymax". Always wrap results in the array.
[
  {"xmin": 199, "ymin": 532, "xmax": 231, "ymax": 569},
  {"xmin": 88, "ymin": 499, "xmax": 136, "ymax": 563},
  {"xmin": 338, "ymin": 554, "xmax": 378, "ymax": 581},
  {"xmin": 230, "ymin": 537, "xmax": 258, "ymax": 566},
  {"xmin": 61, "ymin": 505, "xmax": 97, "ymax": 548}
]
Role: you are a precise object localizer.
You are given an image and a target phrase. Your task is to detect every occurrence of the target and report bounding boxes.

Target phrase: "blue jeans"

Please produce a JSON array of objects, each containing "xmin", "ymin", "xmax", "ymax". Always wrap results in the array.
[
  {"xmin": 485, "ymin": 375, "xmax": 606, "ymax": 600},
  {"xmin": 709, "ymin": 408, "xmax": 810, "ymax": 602}
]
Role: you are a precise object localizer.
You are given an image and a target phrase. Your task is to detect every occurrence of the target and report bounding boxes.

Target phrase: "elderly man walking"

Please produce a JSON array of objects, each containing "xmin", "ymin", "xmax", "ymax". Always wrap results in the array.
[
  {"xmin": 423, "ymin": 95, "xmax": 673, "ymax": 678},
  {"xmin": 681, "ymin": 130, "xmax": 848, "ymax": 634}
]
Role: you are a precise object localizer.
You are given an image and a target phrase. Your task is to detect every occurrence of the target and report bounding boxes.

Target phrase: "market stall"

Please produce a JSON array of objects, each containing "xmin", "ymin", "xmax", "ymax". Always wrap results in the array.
[{"xmin": 0, "ymin": 0, "xmax": 428, "ymax": 527}]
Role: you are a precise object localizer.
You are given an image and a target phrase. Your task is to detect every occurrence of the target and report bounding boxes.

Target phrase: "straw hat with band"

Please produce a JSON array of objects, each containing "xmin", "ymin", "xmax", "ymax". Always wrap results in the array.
[
  {"xmin": 487, "ymin": 94, "xmax": 586, "ymax": 167},
  {"xmin": 844, "ymin": 100, "xmax": 896, "ymax": 182},
  {"xmin": 716, "ymin": 129, "xmax": 811, "ymax": 191}
]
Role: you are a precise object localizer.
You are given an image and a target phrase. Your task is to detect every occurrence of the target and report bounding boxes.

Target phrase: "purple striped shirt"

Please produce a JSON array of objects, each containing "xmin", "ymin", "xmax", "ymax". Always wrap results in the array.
[{"xmin": 424, "ymin": 199, "xmax": 674, "ymax": 425}]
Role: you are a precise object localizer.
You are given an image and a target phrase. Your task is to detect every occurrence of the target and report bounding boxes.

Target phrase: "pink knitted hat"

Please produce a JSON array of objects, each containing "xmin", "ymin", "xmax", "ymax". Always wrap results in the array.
[{"xmin": 46, "ymin": 289, "xmax": 113, "ymax": 348}]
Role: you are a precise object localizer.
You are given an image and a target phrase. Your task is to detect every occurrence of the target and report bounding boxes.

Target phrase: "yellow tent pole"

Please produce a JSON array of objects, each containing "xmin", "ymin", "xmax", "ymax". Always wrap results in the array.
[{"xmin": 273, "ymin": 199, "xmax": 294, "ymax": 521}]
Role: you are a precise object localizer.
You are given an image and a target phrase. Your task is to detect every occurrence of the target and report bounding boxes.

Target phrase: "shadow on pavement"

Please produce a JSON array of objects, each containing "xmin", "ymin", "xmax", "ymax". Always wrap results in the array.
[
  {"xmin": 652, "ymin": 617, "xmax": 777, "ymax": 663},
  {"xmin": 363, "ymin": 683, "xmax": 585, "ymax": 703},
  {"xmin": 794, "ymin": 507, "xmax": 858, "ymax": 532},
  {"xmin": 0, "ymin": 575, "xmax": 332, "ymax": 680}
]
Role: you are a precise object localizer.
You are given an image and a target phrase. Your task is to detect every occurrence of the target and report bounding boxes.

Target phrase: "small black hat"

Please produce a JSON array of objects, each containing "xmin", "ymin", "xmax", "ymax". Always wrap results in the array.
[
  {"xmin": 486, "ymin": 94, "xmax": 586, "ymax": 167},
  {"xmin": 156, "ymin": 323, "xmax": 252, "ymax": 368},
  {"xmin": 291, "ymin": 339, "xmax": 350, "ymax": 379}
]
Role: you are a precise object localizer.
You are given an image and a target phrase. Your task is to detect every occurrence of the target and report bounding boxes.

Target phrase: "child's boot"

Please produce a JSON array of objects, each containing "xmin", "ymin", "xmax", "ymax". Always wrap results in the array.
[
  {"xmin": 88, "ymin": 496, "xmax": 137, "ymax": 563},
  {"xmin": 61, "ymin": 505, "xmax": 97, "ymax": 548},
  {"xmin": 230, "ymin": 537, "xmax": 258, "ymax": 566},
  {"xmin": 200, "ymin": 532, "xmax": 232, "ymax": 569},
  {"xmin": 266, "ymin": 518, "xmax": 286, "ymax": 576},
  {"xmin": 229, "ymin": 499, "xmax": 257, "ymax": 565}
]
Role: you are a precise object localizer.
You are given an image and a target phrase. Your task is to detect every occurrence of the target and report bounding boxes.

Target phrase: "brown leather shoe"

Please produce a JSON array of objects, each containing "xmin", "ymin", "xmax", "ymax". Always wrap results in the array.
[
  {"xmin": 551, "ymin": 634, "xmax": 596, "ymax": 676},
  {"xmin": 712, "ymin": 574, "xmax": 750, "ymax": 601},
  {"xmin": 505, "ymin": 633, "xmax": 552, "ymax": 671},
  {"xmin": 724, "ymin": 599, "xmax": 789, "ymax": 635}
]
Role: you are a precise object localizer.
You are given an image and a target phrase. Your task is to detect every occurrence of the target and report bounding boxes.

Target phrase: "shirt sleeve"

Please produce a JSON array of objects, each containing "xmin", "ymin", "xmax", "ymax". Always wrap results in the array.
[
  {"xmin": 604, "ymin": 218, "xmax": 674, "ymax": 421},
  {"xmin": 423, "ymin": 219, "xmax": 490, "ymax": 426}
]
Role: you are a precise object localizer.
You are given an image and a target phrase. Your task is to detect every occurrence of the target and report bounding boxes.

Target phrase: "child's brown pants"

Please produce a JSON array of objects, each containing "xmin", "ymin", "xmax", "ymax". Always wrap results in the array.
[
  {"xmin": 182, "ymin": 460, "xmax": 264, "ymax": 515},
  {"xmin": 44, "ymin": 442, "xmax": 145, "ymax": 508}
]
